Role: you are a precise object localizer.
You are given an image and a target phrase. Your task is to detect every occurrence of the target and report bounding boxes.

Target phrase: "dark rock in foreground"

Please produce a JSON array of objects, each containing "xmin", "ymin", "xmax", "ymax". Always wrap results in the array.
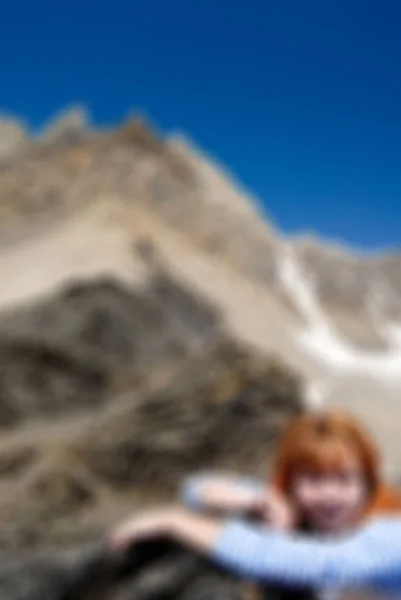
[{"xmin": 0, "ymin": 536, "xmax": 315, "ymax": 600}]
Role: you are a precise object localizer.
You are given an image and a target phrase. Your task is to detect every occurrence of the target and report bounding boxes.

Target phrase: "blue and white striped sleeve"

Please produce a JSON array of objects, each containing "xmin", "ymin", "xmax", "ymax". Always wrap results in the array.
[
  {"xmin": 180, "ymin": 471, "xmax": 264, "ymax": 511},
  {"xmin": 211, "ymin": 518, "xmax": 401, "ymax": 588}
]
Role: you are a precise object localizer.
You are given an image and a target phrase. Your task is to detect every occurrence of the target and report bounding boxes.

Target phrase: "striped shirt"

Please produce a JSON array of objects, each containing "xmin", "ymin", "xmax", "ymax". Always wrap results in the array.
[{"xmin": 180, "ymin": 472, "xmax": 401, "ymax": 597}]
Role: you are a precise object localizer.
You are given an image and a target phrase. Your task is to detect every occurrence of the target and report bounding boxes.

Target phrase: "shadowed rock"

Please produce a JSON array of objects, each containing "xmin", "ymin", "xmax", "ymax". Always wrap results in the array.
[{"xmin": 0, "ymin": 536, "xmax": 316, "ymax": 600}]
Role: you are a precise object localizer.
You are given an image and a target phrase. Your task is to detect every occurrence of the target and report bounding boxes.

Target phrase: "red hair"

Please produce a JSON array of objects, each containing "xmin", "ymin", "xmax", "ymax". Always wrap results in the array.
[{"xmin": 270, "ymin": 409, "xmax": 401, "ymax": 524}]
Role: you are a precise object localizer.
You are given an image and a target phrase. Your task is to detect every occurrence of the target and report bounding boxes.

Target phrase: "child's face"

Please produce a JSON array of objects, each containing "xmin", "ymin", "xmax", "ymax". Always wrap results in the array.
[{"xmin": 291, "ymin": 454, "xmax": 367, "ymax": 533}]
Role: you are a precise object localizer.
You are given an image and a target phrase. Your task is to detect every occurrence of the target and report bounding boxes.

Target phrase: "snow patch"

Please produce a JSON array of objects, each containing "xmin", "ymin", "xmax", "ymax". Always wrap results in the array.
[{"xmin": 278, "ymin": 245, "xmax": 401, "ymax": 378}]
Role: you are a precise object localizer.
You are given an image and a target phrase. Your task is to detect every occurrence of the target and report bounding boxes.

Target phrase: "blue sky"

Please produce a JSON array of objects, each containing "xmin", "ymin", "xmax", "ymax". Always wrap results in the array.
[{"xmin": 1, "ymin": 0, "xmax": 401, "ymax": 250}]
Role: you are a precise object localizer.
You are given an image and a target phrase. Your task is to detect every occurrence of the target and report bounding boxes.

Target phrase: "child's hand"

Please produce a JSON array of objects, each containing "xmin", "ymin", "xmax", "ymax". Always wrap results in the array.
[
  {"xmin": 253, "ymin": 490, "xmax": 294, "ymax": 529},
  {"xmin": 109, "ymin": 507, "xmax": 182, "ymax": 552}
]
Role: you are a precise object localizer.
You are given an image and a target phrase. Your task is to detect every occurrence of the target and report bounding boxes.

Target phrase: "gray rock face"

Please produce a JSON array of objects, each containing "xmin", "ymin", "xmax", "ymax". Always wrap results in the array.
[{"xmin": 0, "ymin": 262, "xmax": 303, "ymax": 553}]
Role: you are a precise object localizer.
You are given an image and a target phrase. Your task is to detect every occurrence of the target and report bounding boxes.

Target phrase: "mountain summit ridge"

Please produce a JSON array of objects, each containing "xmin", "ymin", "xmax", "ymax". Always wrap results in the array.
[{"xmin": 0, "ymin": 108, "xmax": 400, "ymax": 488}]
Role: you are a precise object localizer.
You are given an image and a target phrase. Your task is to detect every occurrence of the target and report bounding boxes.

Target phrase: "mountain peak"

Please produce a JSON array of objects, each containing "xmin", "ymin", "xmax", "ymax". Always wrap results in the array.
[
  {"xmin": 39, "ymin": 105, "xmax": 91, "ymax": 146},
  {"xmin": 0, "ymin": 116, "xmax": 29, "ymax": 162}
]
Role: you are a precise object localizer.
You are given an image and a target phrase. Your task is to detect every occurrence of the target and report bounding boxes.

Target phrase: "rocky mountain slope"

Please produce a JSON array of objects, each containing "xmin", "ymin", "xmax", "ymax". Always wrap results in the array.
[{"xmin": 0, "ymin": 107, "xmax": 399, "ymax": 597}]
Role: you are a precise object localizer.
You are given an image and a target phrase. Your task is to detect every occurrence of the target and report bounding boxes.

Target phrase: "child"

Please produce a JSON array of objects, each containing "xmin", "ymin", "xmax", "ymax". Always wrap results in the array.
[
  {"xmin": 180, "ymin": 409, "xmax": 398, "ymax": 533},
  {"xmin": 109, "ymin": 410, "xmax": 401, "ymax": 598}
]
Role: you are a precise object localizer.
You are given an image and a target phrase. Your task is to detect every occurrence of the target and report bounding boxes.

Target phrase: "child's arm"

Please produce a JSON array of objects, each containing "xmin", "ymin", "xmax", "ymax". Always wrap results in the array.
[{"xmin": 110, "ymin": 510, "xmax": 401, "ymax": 589}]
